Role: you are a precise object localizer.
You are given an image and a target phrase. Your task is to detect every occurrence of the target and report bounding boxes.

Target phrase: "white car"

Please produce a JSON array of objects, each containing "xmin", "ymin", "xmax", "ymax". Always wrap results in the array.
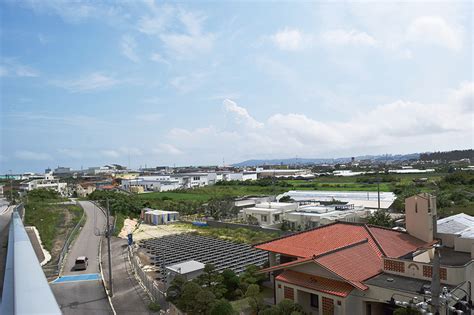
[{"xmin": 74, "ymin": 256, "xmax": 88, "ymax": 271}]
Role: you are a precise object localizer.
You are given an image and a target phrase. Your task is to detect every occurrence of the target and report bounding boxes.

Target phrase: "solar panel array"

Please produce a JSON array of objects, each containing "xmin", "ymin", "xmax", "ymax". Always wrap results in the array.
[{"xmin": 139, "ymin": 234, "xmax": 268, "ymax": 278}]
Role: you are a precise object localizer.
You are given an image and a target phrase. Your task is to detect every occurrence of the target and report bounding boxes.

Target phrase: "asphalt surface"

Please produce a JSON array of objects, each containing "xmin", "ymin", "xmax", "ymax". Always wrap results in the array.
[
  {"xmin": 51, "ymin": 201, "xmax": 113, "ymax": 314},
  {"xmin": 102, "ymin": 237, "xmax": 157, "ymax": 314},
  {"xmin": 0, "ymin": 206, "xmax": 14, "ymax": 296}
]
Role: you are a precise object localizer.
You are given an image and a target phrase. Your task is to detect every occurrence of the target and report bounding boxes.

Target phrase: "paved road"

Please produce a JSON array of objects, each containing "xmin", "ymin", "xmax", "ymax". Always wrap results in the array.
[
  {"xmin": 0, "ymin": 206, "xmax": 14, "ymax": 296},
  {"xmin": 51, "ymin": 201, "xmax": 113, "ymax": 314},
  {"xmin": 102, "ymin": 237, "xmax": 157, "ymax": 314}
]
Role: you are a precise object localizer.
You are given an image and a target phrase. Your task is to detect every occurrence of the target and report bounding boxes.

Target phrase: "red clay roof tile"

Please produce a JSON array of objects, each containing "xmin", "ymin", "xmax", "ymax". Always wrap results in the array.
[
  {"xmin": 255, "ymin": 222, "xmax": 430, "ymax": 289},
  {"xmin": 276, "ymin": 270, "xmax": 354, "ymax": 297}
]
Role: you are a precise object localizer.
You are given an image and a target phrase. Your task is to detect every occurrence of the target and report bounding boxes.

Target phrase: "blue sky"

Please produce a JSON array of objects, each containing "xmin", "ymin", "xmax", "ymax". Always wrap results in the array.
[{"xmin": 1, "ymin": 0, "xmax": 473, "ymax": 173}]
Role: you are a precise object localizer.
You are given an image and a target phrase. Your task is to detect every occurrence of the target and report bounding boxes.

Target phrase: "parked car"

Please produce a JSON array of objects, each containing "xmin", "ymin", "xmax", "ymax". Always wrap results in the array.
[{"xmin": 74, "ymin": 256, "xmax": 88, "ymax": 270}]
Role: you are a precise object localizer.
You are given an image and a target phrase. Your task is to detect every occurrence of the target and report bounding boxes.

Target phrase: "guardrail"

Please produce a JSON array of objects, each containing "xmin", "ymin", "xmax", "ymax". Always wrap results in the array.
[
  {"xmin": 1, "ymin": 208, "xmax": 61, "ymax": 314},
  {"xmin": 43, "ymin": 201, "xmax": 86, "ymax": 278}
]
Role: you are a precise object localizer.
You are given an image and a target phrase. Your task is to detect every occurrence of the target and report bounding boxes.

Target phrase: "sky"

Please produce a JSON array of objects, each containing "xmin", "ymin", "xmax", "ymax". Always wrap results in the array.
[{"xmin": 0, "ymin": 0, "xmax": 473, "ymax": 173}]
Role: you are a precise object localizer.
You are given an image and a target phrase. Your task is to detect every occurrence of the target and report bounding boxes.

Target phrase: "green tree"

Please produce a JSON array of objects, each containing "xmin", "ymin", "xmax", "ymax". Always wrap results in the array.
[
  {"xmin": 194, "ymin": 289, "xmax": 216, "ymax": 314},
  {"xmin": 196, "ymin": 264, "xmax": 227, "ymax": 299},
  {"xmin": 246, "ymin": 284, "xmax": 264, "ymax": 314},
  {"xmin": 258, "ymin": 306, "xmax": 281, "ymax": 315},
  {"xmin": 367, "ymin": 210, "xmax": 395, "ymax": 228},
  {"xmin": 222, "ymin": 269, "xmax": 241, "ymax": 300},
  {"xmin": 206, "ymin": 196, "xmax": 236, "ymax": 220},
  {"xmin": 166, "ymin": 275, "xmax": 187, "ymax": 304},
  {"xmin": 177, "ymin": 282, "xmax": 202, "ymax": 312},
  {"xmin": 210, "ymin": 299, "xmax": 234, "ymax": 315},
  {"xmin": 240, "ymin": 265, "xmax": 266, "ymax": 291},
  {"xmin": 393, "ymin": 307, "xmax": 421, "ymax": 315},
  {"xmin": 276, "ymin": 299, "xmax": 304, "ymax": 315}
]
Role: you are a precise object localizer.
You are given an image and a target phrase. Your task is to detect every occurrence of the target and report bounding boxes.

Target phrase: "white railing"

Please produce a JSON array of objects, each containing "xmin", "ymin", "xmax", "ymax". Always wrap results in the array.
[{"xmin": 1, "ymin": 209, "xmax": 61, "ymax": 314}]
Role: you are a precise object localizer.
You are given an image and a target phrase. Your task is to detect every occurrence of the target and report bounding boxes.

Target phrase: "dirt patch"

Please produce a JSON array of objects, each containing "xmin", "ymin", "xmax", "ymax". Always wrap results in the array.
[
  {"xmin": 118, "ymin": 218, "xmax": 138, "ymax": 238},
  {"xmin": 132, "ymin": 223, "xmax": 197, "ymax": 241}
]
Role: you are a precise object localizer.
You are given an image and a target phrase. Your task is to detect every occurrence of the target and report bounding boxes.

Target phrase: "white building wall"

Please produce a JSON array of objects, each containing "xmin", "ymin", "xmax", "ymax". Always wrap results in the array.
[{"xmin": 242, "ymin": 173, "xmax": 257, "ymax": 181}]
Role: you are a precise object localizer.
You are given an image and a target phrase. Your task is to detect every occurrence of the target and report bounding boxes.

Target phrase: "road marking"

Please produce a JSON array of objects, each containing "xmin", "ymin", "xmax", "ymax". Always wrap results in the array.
[{"xmin": 51, "ymin": 273, "xmax": 101, "ymax": 284}]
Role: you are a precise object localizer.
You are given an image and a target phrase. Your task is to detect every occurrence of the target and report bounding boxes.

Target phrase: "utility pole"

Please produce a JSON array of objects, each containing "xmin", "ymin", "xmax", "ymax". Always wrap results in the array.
[
  {"xmin": 106, "ymin": 199, "xmax": 113, "ymax": 296},
  {"xmin": 431, "ymin": 244, "xmax": 441, "ymax": 314},
  {"xmin": 9, "ymin": 170, "xmax": 13, "ymax": 204},
  {"xmin": 377, "ymin": 178, "xmax": 380, "ymax": 211}
]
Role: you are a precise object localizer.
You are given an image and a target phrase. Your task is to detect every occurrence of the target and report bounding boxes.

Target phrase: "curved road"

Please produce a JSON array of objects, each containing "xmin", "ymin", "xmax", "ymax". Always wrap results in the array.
[{"xmin": 51, "ymin": 201, "xmax": 113, "ymax": 314}]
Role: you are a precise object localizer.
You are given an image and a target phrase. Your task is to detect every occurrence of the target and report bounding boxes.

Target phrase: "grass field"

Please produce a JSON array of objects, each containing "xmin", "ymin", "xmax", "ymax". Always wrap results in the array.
[
  {"xmin": 24, "ymin": 202, "xmax": 83, "ymax": 252},
  {"xmin": 137, "ymin": 177, "xmax": 393, "ymax": 203}
]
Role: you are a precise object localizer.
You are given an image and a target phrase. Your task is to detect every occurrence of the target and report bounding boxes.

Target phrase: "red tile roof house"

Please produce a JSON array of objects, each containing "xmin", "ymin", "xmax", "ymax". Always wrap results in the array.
[{"xmin": 254, "ymin": 194, "xmax": 474, "ymax": 315}]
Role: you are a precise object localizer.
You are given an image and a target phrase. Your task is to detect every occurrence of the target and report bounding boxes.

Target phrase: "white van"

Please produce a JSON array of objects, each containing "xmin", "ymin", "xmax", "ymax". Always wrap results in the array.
[{"xmin": 74, "ymin": 256, "xmax": 88, "ymax": 271}]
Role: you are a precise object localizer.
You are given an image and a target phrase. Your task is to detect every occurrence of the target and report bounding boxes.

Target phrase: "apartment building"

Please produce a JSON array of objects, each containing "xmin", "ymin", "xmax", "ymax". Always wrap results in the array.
[
  {"xmin": 255, "ymin": 193, "xmax": 473, "ymax": 315},
  {"xmin": 20, "ymin": 177, "xmax": 68, "ymax": 196}
]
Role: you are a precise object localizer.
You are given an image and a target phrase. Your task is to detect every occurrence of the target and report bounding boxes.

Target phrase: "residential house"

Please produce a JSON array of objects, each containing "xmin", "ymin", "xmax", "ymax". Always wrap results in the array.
[
  {"xmin": 241, "ymin": 202, "xmax": 298, "ymax": 227},
  {"xmin": 255, "ymin": 193, "xmax": 473, "ymax": 315}
]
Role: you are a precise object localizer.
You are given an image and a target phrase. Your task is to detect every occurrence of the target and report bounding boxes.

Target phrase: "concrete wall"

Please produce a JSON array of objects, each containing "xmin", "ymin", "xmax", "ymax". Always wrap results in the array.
[
  {"xmin": 275, "ymin": 279, "xmax": 350, "ymax": 315},
  {"xmin": 405, "ymin": 194, "xmax": 436, "ymax": 243},
  {"xmin": 291, "ymin": 263, "xmax": 341, "ymax": 280},
  {"xmin": 438, "ymin": 232, "xmax": 456, "ymax": 248},
  {"xmin": 382, "ymin": 257, "xmax": 473, "ymax": 286},
  {"xmin": 454, "ymin": 237, "xmax": 474, "ymax": 253}
]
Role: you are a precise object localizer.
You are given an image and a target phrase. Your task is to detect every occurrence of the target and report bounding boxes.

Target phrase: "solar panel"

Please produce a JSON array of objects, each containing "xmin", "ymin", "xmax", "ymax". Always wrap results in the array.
[{"xmin": 138, "ymin": 233, "xmax": 268, "ymax": 281}]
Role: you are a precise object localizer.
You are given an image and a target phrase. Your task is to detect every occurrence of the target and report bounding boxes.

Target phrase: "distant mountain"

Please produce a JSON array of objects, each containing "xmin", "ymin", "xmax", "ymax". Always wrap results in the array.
[
  {"xmin": 232, "ymin": 153, "xmax": 421, "ymax": 167},
  {"xmin": 420, "ymin": 149, "xmax": 473, "ymax": 162}
]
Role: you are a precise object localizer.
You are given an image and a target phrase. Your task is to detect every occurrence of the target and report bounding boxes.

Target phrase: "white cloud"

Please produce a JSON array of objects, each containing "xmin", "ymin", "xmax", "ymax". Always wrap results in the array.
[
  {"xmin": 170, "ymin": 73, "xmax": 206, "ymax": 93},
  {"xmin": 0, "ymin": 58, "xmax": 39, "ymax": 77},
  {"xmin": 160, "ymin": 33, "xmax": 214, "ymax": 58},
  {"xmin": 322, "ymin": 29, "xmax": 377, "ymax": 46},
  {"xmin": 407, "ymin": 16, "xmax": 463, "ymax": 51},
  {"xmin": 100, "ymin": 150, "xmax": 120, "ymax": 158},
  {"xmin": 135, "ymin": 113, "xmax": 162, "ymax": 122},
  {"xmin": 153, "ymin": 144, "xmax": 183, "ymax": 155},
  {"xmin": 121, "ymin": 34, "xmax": 140, "ymax": 62},
  {"xmin": 150, "ymin": 52, "xmax": 170, "ymax": 65},
  {"xmin": 137, "ymin": 5, "xmax": 214, "ymax": 58},
  {"xmin": 271, "ymin": 28, "xmax": 308, "ymax": 51},
  {"xmin": 223, "ymin": 99, "xmax": 263, "ymax": 129},
  {"xmin": 15, "ymin": 150, "xmax": 52, "ymax": 161},
  {"xmin": 137, "ymin": 4, "xmax": 175, "ymax": 35},
  {"xmin": 165, "ymin": 82, "xmax": 473, "ymax": 160},
  {"xmin": 53, "ymin": 72, "xmax": 119, "ymax": 92},
  {"xmin": 57, "ymin": 148, "xmax": 83, "ymax": 159}
]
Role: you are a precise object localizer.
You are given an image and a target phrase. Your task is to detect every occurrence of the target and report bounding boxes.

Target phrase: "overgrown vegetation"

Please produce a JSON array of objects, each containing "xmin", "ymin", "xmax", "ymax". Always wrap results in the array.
[
  {"xmin": 167, "ymin": 264, "xmax": 270, "ymax": 314},
  {"xmin": 176, "ymin": 223, "xmax": 280, "ymax": 244},
  {"xmin": 367, "ymin": 210, "xmax": 395, "ymax": 228},
  {"xmin": 24, "ymin": 189, "xmax": 82, "ymax": 254}
]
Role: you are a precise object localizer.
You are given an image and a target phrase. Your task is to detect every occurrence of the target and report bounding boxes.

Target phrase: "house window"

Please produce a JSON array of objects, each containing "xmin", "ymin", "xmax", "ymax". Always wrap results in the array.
[
  {"xmin": 283, "ymin": 286, "xmax": 294, "ymax": 300},
  {"xmin": 310, "ymin": 293, "xmax": 319, "ymax": 308},
  {"xmin": 274, "ymin": 214, "xmax": 280, "ymax": 221},
  {"xmin": 193, "ymin": 176, "xmax": 200, "ymax": 181},
  {"xmin": 261, "ymin": 215, "xmax": 268, "ymax": 222}
]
